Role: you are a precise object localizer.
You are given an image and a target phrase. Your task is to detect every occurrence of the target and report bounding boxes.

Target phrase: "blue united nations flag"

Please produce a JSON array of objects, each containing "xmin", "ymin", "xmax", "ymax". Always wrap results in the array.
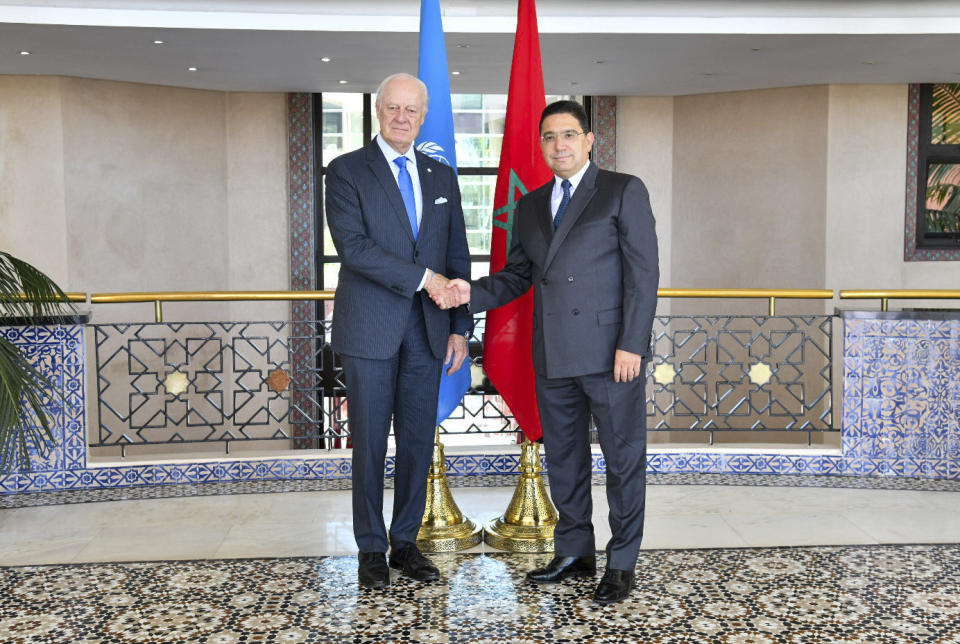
[
  {"xmin": 416, "ymin": 0, "xmax": 469, "ymax": 425},
  {"xmin": 416, "ymin": 0, "xmax": 458, "ymax": 170}
]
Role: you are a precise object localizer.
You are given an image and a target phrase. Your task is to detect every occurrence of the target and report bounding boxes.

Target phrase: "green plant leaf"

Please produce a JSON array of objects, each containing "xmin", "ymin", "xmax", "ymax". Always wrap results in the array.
[
  {"xmin": 0, "ymin": 337, "xmax": 57, "ymax": 473},
  {"xmin": 0, "ymin": 251, "xmax": 76, "ymax": 321}
]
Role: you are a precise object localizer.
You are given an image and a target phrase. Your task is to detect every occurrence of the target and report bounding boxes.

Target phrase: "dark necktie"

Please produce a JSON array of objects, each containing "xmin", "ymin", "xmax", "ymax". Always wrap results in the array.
[
  {"xmin": 553, "ymin": 179, "xmax": 572, "ymax": 230},
  {"xmin": 394, "ymin": 156, "xmax": 418, "ymax": 240}
]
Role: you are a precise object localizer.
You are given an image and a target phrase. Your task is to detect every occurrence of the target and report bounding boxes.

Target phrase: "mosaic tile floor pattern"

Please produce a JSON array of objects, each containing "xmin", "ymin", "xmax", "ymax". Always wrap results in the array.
[
  {"xmin": 5, "ymin": 473, "xmax": 960, "ymax": 509},
  {"xmin": 2, "ymin": 545, "xmax": 959, "ymax": 643}
]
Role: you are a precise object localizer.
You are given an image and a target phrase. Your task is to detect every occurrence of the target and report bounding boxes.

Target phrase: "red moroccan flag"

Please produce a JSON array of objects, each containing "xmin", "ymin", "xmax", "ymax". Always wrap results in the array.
[{"xmin": 484, "ymin": 0, "xmax": 553, "ymax": 442}]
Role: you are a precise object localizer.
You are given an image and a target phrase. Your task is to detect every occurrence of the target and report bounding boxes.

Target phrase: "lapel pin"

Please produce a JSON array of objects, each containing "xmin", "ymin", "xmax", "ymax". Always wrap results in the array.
[{"xmin": 427, "ymin": 168, "xmax": 432, "ymax": 172}]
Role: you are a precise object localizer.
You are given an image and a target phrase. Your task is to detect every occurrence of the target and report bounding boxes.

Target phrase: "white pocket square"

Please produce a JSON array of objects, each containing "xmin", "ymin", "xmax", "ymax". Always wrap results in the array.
[{"xmin": 434, "ymin": 197, "xmax": 448, "ymax": 204}]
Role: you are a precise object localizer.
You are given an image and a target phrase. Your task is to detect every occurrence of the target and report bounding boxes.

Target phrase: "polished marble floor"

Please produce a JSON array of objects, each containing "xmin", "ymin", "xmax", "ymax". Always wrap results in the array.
[
  {"xmin": 2, "ymin": 479, "xmax": 960, "ymax": 642},
  {"xmin": 3, "ymin": 481, "xmax": 960, "ymax": 565},
  {"xmin": 3, "ymin": 546, "xmax": 960, "ymax": 643}
]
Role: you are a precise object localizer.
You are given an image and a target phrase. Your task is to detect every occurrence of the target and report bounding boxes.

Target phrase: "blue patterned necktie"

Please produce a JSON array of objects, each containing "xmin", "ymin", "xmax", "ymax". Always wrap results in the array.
[
  {"xmin": 553, "ymin": 179, "xmax": 572, "ymax": 230},
  {"xmin": 394, "ymin": 156, "xmax": 418, "ymax": 240}
]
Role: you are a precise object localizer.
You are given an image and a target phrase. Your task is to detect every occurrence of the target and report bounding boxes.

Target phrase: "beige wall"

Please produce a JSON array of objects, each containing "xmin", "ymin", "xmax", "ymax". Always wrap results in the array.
[
  {"xmin": 1, "ymin": 76, "xmax": 289, "ymax": 323},
  {"xmin": 617, "ymin": 96, "xmax": 674, "ymax": 315},
  {"xmin": 616, "ymin": 82, "xmax": 960, "ymax": 306},
  {"xmin": 671, "ymin": 86, "xmax": 830, "ymax": 315},
  {"xmin": 0, "ymin": 76, "xmax": 69, "ymax": 284},
  {"xmin": 826, "ymin": 84, "xmax": 960, "ymax": 302}
]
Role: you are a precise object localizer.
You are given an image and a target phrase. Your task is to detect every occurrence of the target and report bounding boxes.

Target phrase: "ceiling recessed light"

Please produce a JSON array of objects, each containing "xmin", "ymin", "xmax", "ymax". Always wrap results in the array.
[
  {"xmin": 338, "ymin": 80, "xmax": 348, "ymax": 84},
  {"xmin": 594, "ymin": 60, "xmax": 606, "ymax": 64},
  {"xmin": 570, "ymin": 81, "xmax": 578, "ymax": 86},
  {"xmin": 320, "ymin": 57, "xmax": 331, "ymax": 63},
  {"xmin": 702, "ymin": 72, "xmax": 715, "ymax": 76},
  {"xmin": 187, "ymin": 66, "xmax": 198, "ymax": 71},
  {"xmin": 862, "ymin": 60, "xmax": 876, "ymax": 65},
  {"xmin": 153, "ymin": 40, "xmax": 164, "ymax": 45},
  {"xmin": 751, "ymin": 47, "xmax": 761, "ymax": 52},
  {"xmin": 451, "ymin": 70, "xmax": 461, "ymax": 75},
  {"xmin": 456, "ymin": 43, "xmax": 471, "ymax": 49},
  {"xmin": 19, "ymin": 50, "xmax": 30, "ymax": 55}
]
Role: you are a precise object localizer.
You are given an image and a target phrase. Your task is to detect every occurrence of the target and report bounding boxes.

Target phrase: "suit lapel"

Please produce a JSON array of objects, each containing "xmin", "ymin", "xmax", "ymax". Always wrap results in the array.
[
  {"xmin": 535, "ymin": 183, "xmax": 555, "ymax": 247},
  {"xmin": 414, "ymin": 151, "xmax": 436, "ymax": 248},
  {"xmin": 544, "ymin": 163, "xmax": 599, "ymax": 272},
  {"xmin": 366, "ymin": 139, "xmax": 416, "ymax": 243}
]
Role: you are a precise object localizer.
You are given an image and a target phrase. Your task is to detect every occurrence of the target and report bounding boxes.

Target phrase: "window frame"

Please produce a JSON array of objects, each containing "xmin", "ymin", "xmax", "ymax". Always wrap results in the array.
[{"xmin": 914, "ymin": 84, "xmax": 960, "ymax": 252}]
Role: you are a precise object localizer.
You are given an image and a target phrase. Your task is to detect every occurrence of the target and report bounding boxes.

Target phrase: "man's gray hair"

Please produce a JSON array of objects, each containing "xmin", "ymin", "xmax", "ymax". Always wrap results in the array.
[{"xmin": 375, "ymin": 73, "xmax": 429, "ymax": 108}]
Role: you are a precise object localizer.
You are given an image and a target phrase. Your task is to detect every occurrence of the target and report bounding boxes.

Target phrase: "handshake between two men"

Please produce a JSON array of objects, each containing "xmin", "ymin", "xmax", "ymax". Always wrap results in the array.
[{"xmin": 424, "ymin": 272, "xmax": 471, "ymax": 310}]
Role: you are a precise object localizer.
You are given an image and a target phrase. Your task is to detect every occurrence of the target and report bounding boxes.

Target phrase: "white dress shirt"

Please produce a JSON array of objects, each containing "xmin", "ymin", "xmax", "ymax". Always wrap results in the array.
[
  {"xmin": 375, "ymin": 135, "xmax": 430, "ymax": 290},
  {"xmin": 376, "ymin": 134, "xmax": 423, "ymax": 222},
  {"xmin": 550, "ymin": 160, "xmax": 592, "ymax": 221}
]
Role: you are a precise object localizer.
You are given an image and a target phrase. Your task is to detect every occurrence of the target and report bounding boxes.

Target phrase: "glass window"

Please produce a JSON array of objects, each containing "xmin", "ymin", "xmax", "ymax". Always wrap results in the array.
[
  {"xmin": 931, "ymin": 84, "xmax": 960, "ymax": 144},
  {"xmin": 925, "ymin": 163, "xmax": 960, "ymax": 234},
  {"xmin": 321, "ymin": 93, "xmax": 366, "ymax": 164},
  {"xmin": 320, "ymin": 92, "xmax": 584, "ymax": 277},
  {"xmin": 917, "ymin": 84, "xmax": 960, "ymax": 248},
  {"xmin": 459, "ymin": 174, "xmax": 496, "ymax": 255}
]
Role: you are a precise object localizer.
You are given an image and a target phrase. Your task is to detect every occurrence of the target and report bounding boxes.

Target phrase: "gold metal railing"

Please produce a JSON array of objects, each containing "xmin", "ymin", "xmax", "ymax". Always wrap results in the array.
[
  {"xmin": 839, "ymin": 289, "xmax": 960, "ymax": 312},
  {"xmin": 83, "ymin": 288, "xmax": 835, "ymax": 321},
  {"xmin": 90, "ymin": 290, "xmax": 335, "ymax": 322},
  {"xmin": 658, "ymin": 288, "xmax": 834, "ymax": 315}
]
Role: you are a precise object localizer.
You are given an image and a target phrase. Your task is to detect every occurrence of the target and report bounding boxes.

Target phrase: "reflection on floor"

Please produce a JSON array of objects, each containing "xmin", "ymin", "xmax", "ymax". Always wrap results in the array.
[{"xmin": 3, "ymin": 546, "xmax": 960, "ymax": 643}]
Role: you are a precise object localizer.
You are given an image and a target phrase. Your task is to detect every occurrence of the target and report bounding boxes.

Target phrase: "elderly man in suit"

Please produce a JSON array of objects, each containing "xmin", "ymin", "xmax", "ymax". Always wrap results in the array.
[
  {"xmin": 325, "ymin": 72, "xmax": 472, "ymax": 589},
  {"xmin": 443, "ymin": 100, "xmax": 659, "ymax": 604}
]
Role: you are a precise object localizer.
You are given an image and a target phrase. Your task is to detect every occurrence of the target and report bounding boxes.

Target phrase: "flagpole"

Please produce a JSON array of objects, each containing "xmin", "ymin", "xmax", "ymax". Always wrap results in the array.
[
  {"xmin": 414, "ymin": 0, "xmax": 479, "ymax": 552},
  {"xmin": 480, "ymin": 0, "xmax": 559, "ymax": 553}
]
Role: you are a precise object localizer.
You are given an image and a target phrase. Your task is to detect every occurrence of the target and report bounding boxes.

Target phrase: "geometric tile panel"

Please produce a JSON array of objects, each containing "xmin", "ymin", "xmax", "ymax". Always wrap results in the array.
[
  {"xmin": 0, "ymin": 322, "xmax": 86, "ymax": 477},
  {"xmin": 842, "ymin": 315, "xmax": 960, "ymax": 479}
]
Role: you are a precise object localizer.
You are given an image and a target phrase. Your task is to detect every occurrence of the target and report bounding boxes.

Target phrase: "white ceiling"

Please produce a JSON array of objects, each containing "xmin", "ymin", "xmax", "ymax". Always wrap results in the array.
[{"xmin": 2, "ymin": 1, "xmax": 960, "ymax": 95}]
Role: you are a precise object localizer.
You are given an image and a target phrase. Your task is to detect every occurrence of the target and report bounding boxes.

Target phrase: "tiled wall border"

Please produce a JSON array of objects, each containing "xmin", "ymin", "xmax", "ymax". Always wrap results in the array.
[
  {"xmin": 591, "ymin": 96, "xmax": 617, "ymax": 171},
  {"xmin": 287, "ymin": 93, "xmax": 318, "ymax": 447}
]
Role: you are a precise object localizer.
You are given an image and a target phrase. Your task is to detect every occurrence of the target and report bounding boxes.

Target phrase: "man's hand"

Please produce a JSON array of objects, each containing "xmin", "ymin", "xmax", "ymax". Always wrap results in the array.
[
  {"xmin": 425, "ymin": 271, "xmax": 460, "ymax": 309},
  {"xmin": 447, "ymin": 279, "xmax": 471, "ymax": 308},
  {"xmin": 445, "ymin": 334, "xmax": 469, "ymax": 375},
  {"xmin": 613, "ymin": 349, "xmax": 644, "ymax": 383}
]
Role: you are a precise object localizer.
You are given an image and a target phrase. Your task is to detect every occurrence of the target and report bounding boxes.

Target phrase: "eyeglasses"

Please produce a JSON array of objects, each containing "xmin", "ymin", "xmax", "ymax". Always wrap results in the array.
[{"xmin": 540, "ymin": 130, "xmax": 585, "ymax": 144}]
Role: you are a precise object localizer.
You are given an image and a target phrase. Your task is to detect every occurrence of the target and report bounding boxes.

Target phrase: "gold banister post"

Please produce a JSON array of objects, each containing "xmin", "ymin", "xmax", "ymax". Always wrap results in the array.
[
  {"xmin": 154, "ymin": 300, "xmax": 163, "ymax": 323},
  {"xmin": 881, "ymin": 298, "xmax": 888, "ymax": 312},
  {"xmin": 768, "ymin": 296, "xmax": 776, "ymax": 316}
]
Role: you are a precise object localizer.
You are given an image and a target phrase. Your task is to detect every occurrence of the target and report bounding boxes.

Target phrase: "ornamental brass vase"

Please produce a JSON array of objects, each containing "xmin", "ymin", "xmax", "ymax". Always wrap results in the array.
[
  {"xmin": 483, "ymin": 439, "xmax": 557, "ymax": 552},
  {"xmin": 416, "ymin": 428, "xmax": 483, "ymax": 553}
]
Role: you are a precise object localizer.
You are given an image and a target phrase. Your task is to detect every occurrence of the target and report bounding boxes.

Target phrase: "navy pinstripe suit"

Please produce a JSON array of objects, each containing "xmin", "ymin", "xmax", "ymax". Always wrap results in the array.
[{"xmin": 325, "ymin": 138, "xmax": 471, "ymax": 553}]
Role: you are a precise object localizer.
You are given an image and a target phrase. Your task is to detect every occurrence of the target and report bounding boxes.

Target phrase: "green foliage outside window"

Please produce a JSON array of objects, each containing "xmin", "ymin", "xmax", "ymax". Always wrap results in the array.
[{"xmin": 925, "ymin": 84, "xmax": 960, "ymax": 234}]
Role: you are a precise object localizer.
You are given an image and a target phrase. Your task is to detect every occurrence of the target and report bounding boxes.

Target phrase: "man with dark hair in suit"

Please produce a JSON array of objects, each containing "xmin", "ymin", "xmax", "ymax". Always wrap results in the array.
[
  {"xmin": 325, "ymin": 72, "xmax": 472, "ymax": 589},
  {"xmin": 443, "ymin": 99, "xmax": 659, "ymax": 605}
]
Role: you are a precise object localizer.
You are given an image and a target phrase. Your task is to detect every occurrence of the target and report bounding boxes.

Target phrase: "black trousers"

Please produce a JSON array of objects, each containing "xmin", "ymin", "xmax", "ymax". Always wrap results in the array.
[
  {"xmin": 535, "ymin": 368, "xmax": 648, "ymax": 571},
  {"xmin": 340, "ymin": 301, "xmax": 441, "ymax": 553}
]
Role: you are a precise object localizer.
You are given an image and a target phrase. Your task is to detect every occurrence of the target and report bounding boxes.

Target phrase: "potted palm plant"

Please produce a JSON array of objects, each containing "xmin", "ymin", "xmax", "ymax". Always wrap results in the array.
[{"xmin": 0, "ymin": 251, "xmax": 76, "ymax": 474}]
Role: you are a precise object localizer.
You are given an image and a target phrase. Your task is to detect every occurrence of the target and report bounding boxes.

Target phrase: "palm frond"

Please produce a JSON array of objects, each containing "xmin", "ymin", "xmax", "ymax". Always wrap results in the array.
[
  {"xmin": 0, "ymin": 337, "xmax": 56, "ymax": 473},
  {"xmin": 0, "ymin": 251, "xmax": 76, "ymax": 320},
  {"xmin": 932, "ymin": 83, "xmax": 960, "ymax": 144},
  {"xmin": 0, "ymin": 251, "xmax": 73, "ymax": 474}
]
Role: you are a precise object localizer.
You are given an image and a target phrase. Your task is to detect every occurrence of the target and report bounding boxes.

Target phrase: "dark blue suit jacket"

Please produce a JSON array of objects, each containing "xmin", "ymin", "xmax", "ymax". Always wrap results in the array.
[
  {"xmin": 470, "ymin": 163, "xmax": 659, "ymax": 378},
  {"xmin": 325, "ymin": 138, "xmax": 472, "ymax": 360}
]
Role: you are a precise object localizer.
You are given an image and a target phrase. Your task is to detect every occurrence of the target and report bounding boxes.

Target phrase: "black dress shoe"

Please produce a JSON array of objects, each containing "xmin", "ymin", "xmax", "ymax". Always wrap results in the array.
[
  {"xmin": 389, "ymin": 543, "xmax": 440, "ymax": 582},
  {"xmin": 594, "ymin": 568, "xmax": 635, "ymax": 605},
  {"xmin": 526, "ymin": 556, "xmax": 597, "ymax": 584},
  {"xmin": 358, "ymin": 552, "xmax": 391, "ymax": 589}
]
